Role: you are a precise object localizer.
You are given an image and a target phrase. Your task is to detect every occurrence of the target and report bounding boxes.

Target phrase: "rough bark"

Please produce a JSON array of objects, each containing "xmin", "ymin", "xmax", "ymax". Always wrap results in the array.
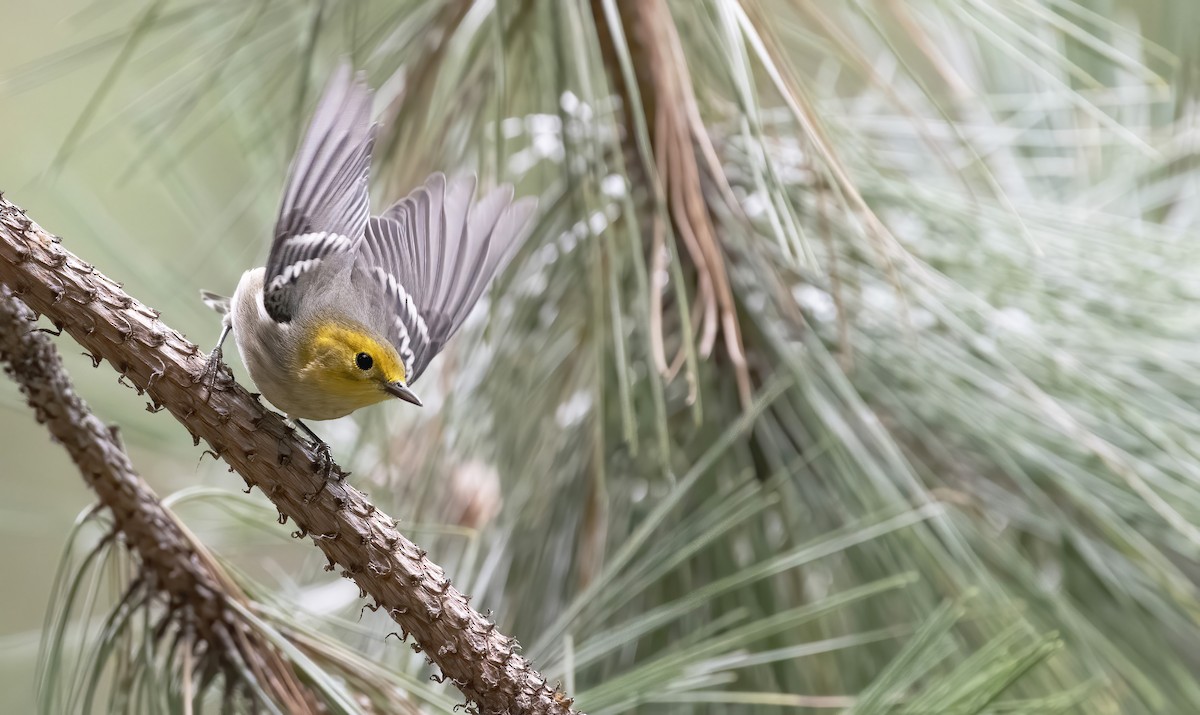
[
  {"xmin": 0, "ymin": 283, "xmax": 321, "ymax": 712},
  {"xmin": 0, "ymin": 194, "xmax": 577, "ymax": 715}
]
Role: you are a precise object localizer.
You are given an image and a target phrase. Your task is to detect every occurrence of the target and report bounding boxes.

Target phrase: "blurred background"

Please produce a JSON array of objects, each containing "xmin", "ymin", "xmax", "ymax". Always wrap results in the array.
[{"xmin": 3, "ymin": 0, "xmax": 1200, "ymax": 712}]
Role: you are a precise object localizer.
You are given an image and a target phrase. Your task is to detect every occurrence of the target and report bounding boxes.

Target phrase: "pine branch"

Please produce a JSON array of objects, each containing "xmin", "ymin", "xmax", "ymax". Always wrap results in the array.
[
  {"xmin": 590, "ymin": 0, "xmax": 752, "ymax": 407},
  {"xmin": 0, "ymin": 282, "xmax": 321, "ymax": 712},
  {"xmin": 0, "ymin": 194, "xmax": 578, "ymax": 715}
]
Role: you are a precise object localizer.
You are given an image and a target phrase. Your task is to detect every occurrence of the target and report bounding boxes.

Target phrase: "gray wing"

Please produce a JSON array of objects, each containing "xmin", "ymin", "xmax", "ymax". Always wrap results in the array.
[
  {"xmin": 263, "ymin": 63, "xmax": 375, "ymax": 322},
  {"xmin": 358, "ymin": 172, "xmax": 538, "ymax": 383}
]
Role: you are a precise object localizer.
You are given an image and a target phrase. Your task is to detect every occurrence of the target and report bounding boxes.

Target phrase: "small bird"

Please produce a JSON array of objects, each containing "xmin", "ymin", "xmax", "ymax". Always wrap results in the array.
[{"xmin": 202, "ymin": 64, "xmax": 537, "ymax": 453}]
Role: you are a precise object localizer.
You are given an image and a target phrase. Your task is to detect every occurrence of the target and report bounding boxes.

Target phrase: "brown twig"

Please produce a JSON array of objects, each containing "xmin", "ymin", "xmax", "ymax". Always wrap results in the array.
[
  {"xmin": 0, "ymin": 284, "xmax": 320, "ymax": 713},
  {"xmin": 0, "ymin": 195, "xmax": 577, "ymax": 715}
]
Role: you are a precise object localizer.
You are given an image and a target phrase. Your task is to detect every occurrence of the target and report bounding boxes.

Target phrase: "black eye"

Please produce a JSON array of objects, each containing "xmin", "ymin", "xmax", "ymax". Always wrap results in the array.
[{"xmin": 355, "ymin": 352, "xmax": 373, "ymax": 371}]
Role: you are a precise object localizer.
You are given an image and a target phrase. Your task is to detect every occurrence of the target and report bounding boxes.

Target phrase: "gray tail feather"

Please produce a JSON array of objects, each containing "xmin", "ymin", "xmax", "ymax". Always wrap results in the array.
[{"xmin": 200, "ymin": 289, "xmax": 231, "ymax": 315}]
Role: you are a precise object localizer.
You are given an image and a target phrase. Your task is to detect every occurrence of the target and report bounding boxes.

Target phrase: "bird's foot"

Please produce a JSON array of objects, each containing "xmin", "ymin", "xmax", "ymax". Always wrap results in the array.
[
  {"xmin": 197, "ymin": 347, "xmax": 230, "ymax": 400},
  {"xmin": 293, "ymin": 420, "xmax": 349, "ymax": 500},
  {"xmin": 312, "ymin": 439, "xmax": 334, "ymax": 478}
]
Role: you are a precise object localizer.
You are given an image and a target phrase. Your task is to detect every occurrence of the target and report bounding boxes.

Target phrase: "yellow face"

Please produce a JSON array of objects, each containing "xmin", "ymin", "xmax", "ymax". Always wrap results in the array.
[{"xmin": 297, "ymin": 321, "xmax": 409, "ymax": 409}]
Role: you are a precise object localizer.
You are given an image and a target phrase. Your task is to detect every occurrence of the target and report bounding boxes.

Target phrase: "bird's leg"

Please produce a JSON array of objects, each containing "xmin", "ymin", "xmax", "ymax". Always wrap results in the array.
[{"xmin": 198, "ymin": 322, "xmax": 232, "ymax": 397}]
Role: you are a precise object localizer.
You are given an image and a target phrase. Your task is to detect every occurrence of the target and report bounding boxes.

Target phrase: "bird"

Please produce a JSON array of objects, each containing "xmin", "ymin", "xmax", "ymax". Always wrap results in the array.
[{"xmin": 201, "ymin": 63, "xmax": 537, "ymax": 459}]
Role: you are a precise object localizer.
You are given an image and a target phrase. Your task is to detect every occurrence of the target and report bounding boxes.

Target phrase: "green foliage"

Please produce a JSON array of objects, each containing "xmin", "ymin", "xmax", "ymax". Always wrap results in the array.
[{"xmin": 16, "ymin": 0, "xmax": 1200, "ymax": 712}]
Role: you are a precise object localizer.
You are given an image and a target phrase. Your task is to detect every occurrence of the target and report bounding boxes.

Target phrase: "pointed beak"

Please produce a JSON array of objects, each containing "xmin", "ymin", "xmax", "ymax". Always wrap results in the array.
[{"xmin": 384, "ymin": 381, "xmax": 423, "ymax": 407}]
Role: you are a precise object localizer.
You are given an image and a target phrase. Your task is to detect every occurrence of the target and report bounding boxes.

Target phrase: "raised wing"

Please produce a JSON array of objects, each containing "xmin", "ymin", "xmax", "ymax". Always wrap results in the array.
[
  {"xmin": 359, "ymin": 173, "xmax": 537, "ymax": 383},
  {"xmin": 263, "ymin": 63, "xmax": 375, "ymax": 322}
]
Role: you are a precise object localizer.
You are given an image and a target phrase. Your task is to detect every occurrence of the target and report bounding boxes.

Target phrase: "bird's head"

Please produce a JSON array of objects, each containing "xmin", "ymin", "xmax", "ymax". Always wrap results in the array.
[{"xmin": 297, "ymin": 321, "xmax": 421, "ymax": 408}]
